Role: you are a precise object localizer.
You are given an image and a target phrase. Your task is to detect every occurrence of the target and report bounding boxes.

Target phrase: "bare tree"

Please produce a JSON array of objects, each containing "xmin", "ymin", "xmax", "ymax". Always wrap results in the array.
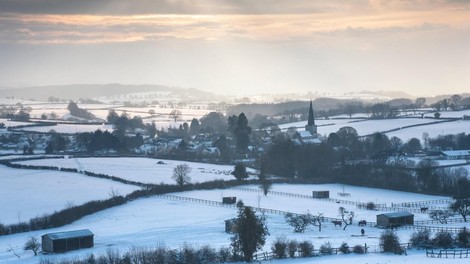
[
  {"xmin": 450, "ymin": 199, "xmax": 470, "ymax": 222},
  {"xmin": 169, "ymin": 110, "xmax": 182, "ymax": 122},
  {"xmin": 429, "ymin": 210, "xmax": 451, "ymax": 224},
  {"xmin": 338, "ymin": 207, "xmax": 355, "ymax": 230},
  {"xmin": 172, "ymin": 164, "xmax": 192, "ymax": 188},
  {"xmin": 23, "ymin": 236, "xmax": 40, "ymax": 256}
]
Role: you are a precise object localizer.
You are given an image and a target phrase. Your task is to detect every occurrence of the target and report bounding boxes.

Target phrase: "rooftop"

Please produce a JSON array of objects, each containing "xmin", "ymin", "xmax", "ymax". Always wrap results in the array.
[{"xmin": 42, "ymin": 229, "xmax": 94, "ymax": 240}]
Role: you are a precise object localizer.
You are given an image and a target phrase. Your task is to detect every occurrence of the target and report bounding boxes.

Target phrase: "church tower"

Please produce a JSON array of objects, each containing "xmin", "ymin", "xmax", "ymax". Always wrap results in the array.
[{"xmin": 305, "ymin": 100, "xmax": 317, "ymax": 134}]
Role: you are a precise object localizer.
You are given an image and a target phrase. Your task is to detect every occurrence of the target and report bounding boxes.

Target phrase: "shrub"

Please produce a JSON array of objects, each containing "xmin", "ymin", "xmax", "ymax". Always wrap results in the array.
[
  {"xmin": 287, "ymin": 240, "xmax": 298, "ymax": 258},
  {"xmin": 457, "ymin": 227, "xmax": 470, "ymax": 248},
  {"xmin": 271, "ymin": 237, "xmax": 288, "ymax": 259},
  {"xmin": 380, "ymin": 230, "xmax": 404, "ymax": 254},
  {"xmin": 366, "ymin": 202, "xmax": 376, "ymax": 210},
  {"xmin": 339, "ymin": 242, "xmax": 349, "ymax": 254},
  {"xmin": 298, "ymin": 240, "xmax": 314, "ymax": 257},
  {"xmin": 433, "ymin": 231, "xmax": 454, "ymax": 249},
  {"xmin": 197, "ymin": 245, "xmax": 218, "ymax": 264},
  {"xmin": 353, "ymin": 244, "xmax": 365, "ymax": 254},
  {"xmin": 218, "ymin": 247, "xmax": 231, "ymax": 262},
  {"xmin": 409, "ymin": 229, "xmax": 432, "ymax": 249},
  {"xmin": 319, "ymin": 242, "xmax": 333, "ymax": 255}
]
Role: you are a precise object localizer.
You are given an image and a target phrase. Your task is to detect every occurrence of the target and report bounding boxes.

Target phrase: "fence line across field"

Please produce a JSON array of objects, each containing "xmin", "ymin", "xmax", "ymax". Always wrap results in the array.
[
  {"xmin": 156, "ymin": 194, "xmax": 465, "ymax": 231},
  {"xmin": 229, "ymin": 187, "xmax": 450, "ymax": 214},
  {"xmin": 156, "ymin": 194, "xmax": 347, "ymax": 223},
  {"xmin": 426, "ymin": 249, "xmax": 470, "ymax": 258}
]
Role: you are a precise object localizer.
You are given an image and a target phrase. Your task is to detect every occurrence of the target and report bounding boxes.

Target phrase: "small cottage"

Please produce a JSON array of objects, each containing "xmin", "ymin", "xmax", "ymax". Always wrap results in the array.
[
  {"xmin": 377, "ymin": 212, "xmax": 414, "ymax": 228},
  {"xmin": 42, "ymin": 229, "xmax": 94, "ymax": 253}
]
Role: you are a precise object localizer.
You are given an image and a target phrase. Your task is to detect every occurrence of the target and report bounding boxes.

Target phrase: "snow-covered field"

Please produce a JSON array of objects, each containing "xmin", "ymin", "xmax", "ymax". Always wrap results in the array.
[
  {"xmin": 280, "ymin": 118, "xmax": 442, "ymax": 138},
  {"xmin": 172, "ymin": 185, "xmax": 446, "ymax": 221},
  {"xmin": 15, "ymin": 157, "xmax": 256, "ymax": 184},
  {"xmin": 0, "ymin": 165, "xmax": 140, "ymax": 224},
  {"xmin": 16, "ymin": 123, "xmax": 114, "ymax": 133},
  {"xmin": 0, "ymin": 191, "xmax": 467, "ymax": 264},
  {"xmin": 386, "ymin": 119, "xmax": 470, "ymax": 141},
  {"xmin": 0, "ymin": 157, "xmax": 468, "ymax": 264}
]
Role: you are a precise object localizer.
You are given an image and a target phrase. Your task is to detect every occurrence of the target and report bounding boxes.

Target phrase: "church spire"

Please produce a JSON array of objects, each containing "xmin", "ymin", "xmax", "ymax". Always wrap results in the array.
[
  {"xmin": 305, "ymin": 100, "xmax": 317, "ymax": 134},
  {"xmin": 307, "ymin": 100, "xmax": 315, "ymax": 126}
]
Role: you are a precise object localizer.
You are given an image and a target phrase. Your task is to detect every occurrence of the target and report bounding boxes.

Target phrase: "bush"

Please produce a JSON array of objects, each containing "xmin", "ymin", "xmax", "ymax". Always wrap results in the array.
[
  {"xmin": 380, "ymin": 230, "xmax": 404, "ymax": 254},
  {"xmin": 319, "ymin": 242, "xmax": 333, "ymax": 255},
  {"xmin": 366, "ymin": 202, "xmax": 376, "ymax": 210},
  {"xmin": 433, "ymin": 231, "xmax": 454, "ymax": 249},
  {"xmin": 353, "ymin": 244, "xmax": 365, "ymax": 254},
  {"xmin": 287, "ymin": 240, "xmax": 298, "ymax": 258},
  {"xmin": 298, "ymin": 240, "xmax": 314, "ymax": 257},
  {"xmin": 409, "ymin": 229, "xmax": 432, "ymax": 249},
  {"xmin": 198, "ymin": 245, "xmax": 218, "ymax": 263},
  {"xmin": 271, "ymin": 237, "xmax": 288, "ymax": 259},
  {"xmin": 339, "ymin": 242, "xmax": 349, "ymax": 254},
  {"xmin": 218, "ymin": 247, "xmax": 231, "ymax": 263},
  {"xmin": 457, "ymin": 227, "xmax": 470, "ymax": 248}
]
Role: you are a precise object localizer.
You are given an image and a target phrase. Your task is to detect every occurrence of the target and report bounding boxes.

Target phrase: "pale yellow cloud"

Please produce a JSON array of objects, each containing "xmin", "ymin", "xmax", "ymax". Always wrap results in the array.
[{"xmin": 0, "ymin": 3, "xmax": 468, "ymax": 44}]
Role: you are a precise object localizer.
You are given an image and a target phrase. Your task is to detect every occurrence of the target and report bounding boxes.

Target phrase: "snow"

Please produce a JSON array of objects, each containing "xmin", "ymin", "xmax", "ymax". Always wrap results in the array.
[
  {"xmin": 280, "ymin": 118, "xmax": 441, "ymax": 138},
  {"xmin": 1, "ymin": 193, "xmax": 468, "ymax": 264},
  {"xmin": 0, "ymin": 164, "xmax": 140, "ymax": 224},
  {"xmin": 0, "ymin": 118, "xmax": 35, "ymax": 128},
  {"xmin": 423, "ymin": 109, "xmax": 470, "ymax": 119},
  {"xmin": 386, "ymin": 120, "xmax": 470, "ymax": 141},
  {"xmin": 171, "ymin": 186, "xmax": 446, "ymax": 222},
  {"xmin": 15, "ymin": 157, "xmax": 256, "ymax": 185},
  {"xmin": 16, "ymin": 123, "xmax": 114, "ymax": 133}
]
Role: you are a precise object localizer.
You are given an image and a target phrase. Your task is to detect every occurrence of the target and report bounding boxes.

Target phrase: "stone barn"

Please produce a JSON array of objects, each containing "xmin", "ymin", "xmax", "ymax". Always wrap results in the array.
[
  {"xmin": 377, "ymin": 212, "xmax": 414, "ymax": 228},
  {"xmin": 42, "ymin": 229, "xmax": 94, "ymax": 253},
  {"xmin": 312, "ymin": 191, "xmax": 329, "ymax": 198}
]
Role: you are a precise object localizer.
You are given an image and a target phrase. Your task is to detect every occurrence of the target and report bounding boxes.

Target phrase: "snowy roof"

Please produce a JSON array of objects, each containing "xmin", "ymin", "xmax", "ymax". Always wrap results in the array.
[
  {"xmin": 42, "ymin": 229, "xmax": 94, "ymax": 240},
  {"xmin": 377, "ymin": 212, "xmax": 413, "ymax": 218},
  {"xmin": 298, "ymin": 131, "xmax": 313, "ymax": 138},
  {"xmin": 441, "ymin": 150, "xmax": 470, "ymax": 157}
]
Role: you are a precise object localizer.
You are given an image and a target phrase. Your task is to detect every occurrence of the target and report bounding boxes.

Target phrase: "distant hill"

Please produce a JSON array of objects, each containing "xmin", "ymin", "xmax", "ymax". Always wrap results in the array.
[{"xmin": 0, "ymin": 84, "xmax": 222, "ymax": 102}]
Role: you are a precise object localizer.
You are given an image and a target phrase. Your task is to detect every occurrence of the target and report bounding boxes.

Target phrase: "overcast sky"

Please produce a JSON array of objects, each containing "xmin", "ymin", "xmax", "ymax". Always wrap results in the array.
[{"xmin": 0, "ymin": 0, "xmax": 469, "ymax": 96}]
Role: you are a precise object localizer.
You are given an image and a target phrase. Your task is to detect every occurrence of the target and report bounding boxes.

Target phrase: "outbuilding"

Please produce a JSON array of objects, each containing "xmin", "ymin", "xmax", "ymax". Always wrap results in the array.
[
  {"xmin": 42, "ymin": 229, "xmax": 94, "ymax": 253},
  {"xmin": 376, "ymin": 212, "xmax": 414, "ymax": 228},
  {"xmin": 312, "ymin": 191, "xmax": 329, "ymax": 199}
]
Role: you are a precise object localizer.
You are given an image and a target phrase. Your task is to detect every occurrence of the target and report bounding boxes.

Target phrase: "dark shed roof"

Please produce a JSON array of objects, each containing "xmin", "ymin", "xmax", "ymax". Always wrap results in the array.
[
  {"xmin": 378, "ymin": 212, "xmax": 413, "ymax": 218},
  {"xmin": 42, "ymin": 229, "xmax": 94, "ymax": 240}
]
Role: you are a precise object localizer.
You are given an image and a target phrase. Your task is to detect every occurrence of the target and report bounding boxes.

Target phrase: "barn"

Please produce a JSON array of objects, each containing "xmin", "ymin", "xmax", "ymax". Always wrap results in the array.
[
  {"xmin": 376, "ymin": 212, "xmax": 414, "ymax": 228},
  {"xmin": 42, "ymin": 229, "xmax": 94, "ymax": 253}
]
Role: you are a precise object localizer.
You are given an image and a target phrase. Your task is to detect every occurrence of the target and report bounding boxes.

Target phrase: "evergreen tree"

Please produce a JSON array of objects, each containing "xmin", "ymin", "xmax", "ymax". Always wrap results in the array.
[
  {"xmin": 232, "ymin": 163, "xmax": 248, "ymax": 181},
  {"xmin": 231, "ymin": 206, "xmax": 269, "ymax": 261},
  {"xmin": 189, "ymin": 118, "xmax": 200, "ymax": 135}
]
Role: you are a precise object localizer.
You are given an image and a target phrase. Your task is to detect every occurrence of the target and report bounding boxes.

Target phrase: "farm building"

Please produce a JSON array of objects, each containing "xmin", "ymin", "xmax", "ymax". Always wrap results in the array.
[
  {"xmin": 377, "ymin": 212, "xmax": 414, "ymax": 228},
  {"xmin": 312, "ymin": 191, "xmax": 329, "ymax": 198},
  {"xmin": 441, "ymin": 150, "xmax": 470, "ymax": 160},
  {"xmin": 222, "ymin": 197, "xmax": 237, "ymax": 204},
  {"xmin": 42, "ymin": 229, "xmax": 94, "ymax": 253}
]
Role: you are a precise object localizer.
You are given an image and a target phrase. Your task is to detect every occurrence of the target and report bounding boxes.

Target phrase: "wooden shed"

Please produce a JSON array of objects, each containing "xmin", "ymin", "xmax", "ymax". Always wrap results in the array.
[
  {"xmin": 42, "ymin": 229, "xmax": 94, "ymax": 253},
  {"xmin": 312, "ymin": 191, "xmax": 329, "ymax": 198},
  {"xmin": 222, "ymin": 197, "xmax": 237, "ymax": 204},
  {"xmin": 377, "ymin": 212, "xmax": 414, "ymax": 228}
]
